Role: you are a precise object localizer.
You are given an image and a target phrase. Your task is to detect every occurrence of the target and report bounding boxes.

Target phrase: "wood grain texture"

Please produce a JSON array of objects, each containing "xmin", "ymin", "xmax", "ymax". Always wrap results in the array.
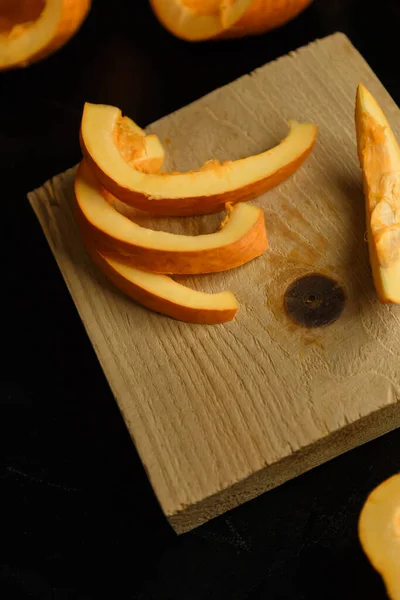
[{"xmin": 28, "ymin": 32, "xmax": 400, "ymax": 534}]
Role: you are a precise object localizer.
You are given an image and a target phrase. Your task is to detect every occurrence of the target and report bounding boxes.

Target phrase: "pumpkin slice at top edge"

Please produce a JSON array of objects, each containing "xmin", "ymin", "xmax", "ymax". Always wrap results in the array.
[
  {"xmin": 0, "ymin": 0, "xmax": 91, "ymax": 70},
  {"xmin": 148, "ymin": 0, "xmax": 312, "ymax": 42}
]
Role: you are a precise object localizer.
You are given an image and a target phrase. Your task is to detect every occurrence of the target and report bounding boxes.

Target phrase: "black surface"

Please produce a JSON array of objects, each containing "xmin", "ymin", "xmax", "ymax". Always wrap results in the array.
[{"xmin": 2, "ymin": 0, "xmax": 400, "ymax": 598}]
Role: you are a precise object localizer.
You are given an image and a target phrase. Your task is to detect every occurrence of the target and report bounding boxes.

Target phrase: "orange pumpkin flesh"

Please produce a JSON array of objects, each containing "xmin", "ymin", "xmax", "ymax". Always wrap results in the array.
[
  {"xmin": 0, "ymin": 0, "xmax": 91, "ymax": 70},
  {"xmin": 80, "ymin": 102, "xmax": 318, "ymax": 217},
  {"xmin": 83, "ymin": 238, "xmax": 238, "ymax": 325},
  {"xmin": 112, "ymin": 115, "xmax": 165, "ymax": 174},
  {"xmin": 149, "ymin": 0, "xmax": 312, "ymax": 42},
  {"xmin": 359, "ymin": 474, "xmax": 400, "ymax": 600},
  {"xmin": 74, "ymin": 160, "xmax": 269, "ymax": 275}
]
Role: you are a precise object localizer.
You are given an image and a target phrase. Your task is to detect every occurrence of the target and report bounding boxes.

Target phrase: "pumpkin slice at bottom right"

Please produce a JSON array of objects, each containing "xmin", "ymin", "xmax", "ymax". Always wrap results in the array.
[{"xmin": 359, "ymin": 473, "xmax": 400, "ymax": 599}]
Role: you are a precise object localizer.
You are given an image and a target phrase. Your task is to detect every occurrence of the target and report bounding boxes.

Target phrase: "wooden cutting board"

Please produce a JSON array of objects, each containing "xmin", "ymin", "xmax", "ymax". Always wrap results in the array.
[{"xmin": 28, "ymin": 32, "xmax": 400, "ymax": 534}]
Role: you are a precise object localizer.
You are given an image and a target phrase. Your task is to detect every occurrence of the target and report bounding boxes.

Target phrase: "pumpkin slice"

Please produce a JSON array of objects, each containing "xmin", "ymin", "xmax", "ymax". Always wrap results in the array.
[
  {"xmin": 0, "ymin": 0, "xmax": 91, "ymax": 70},
  {"xmin": 359, "ymin": 474, "xmax": 400, "ymax": 600},
  {"xmin": 84, "ymin": 237, "xmax": 238, "ymax": 324},
  {"xmin": 74, "ymin": 160, "xmax": 268, "ymax": 274},
  {"xmin": 80, "ymin": 102, "xmax": 318, "ymax": 217},
  {"xmin": 149, "ymin": 0, "xmax": 312, "ymax": 42},
  {"xmin": 355, "ymin": 83, "xmax": 400, "ymax": 303}
]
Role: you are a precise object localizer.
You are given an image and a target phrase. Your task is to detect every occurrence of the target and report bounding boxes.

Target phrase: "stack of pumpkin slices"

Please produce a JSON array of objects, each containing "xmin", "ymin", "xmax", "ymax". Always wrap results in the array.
[{"xmin": 75, "ymin": 102, "xmax": 318, "ymax": 324}]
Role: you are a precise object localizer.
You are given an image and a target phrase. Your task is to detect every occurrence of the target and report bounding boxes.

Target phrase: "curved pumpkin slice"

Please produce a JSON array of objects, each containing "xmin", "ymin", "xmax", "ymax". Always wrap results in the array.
[
  {"xmin": 359, "ymin": 474, "xmax": 400, "ymax": 600},
  {"xmin": 0, "ymin": 0, "xmax": 91, "ymax": 70},
  {"xmin": 355, "ymin": 83, "xmax": 400, "ymax": 303},
  {"xmin": 74, "ymin": 160, "xmax": 268, "ymax": 275},
  {"xmin": 84, "ymin": 238, "xmax": 238, "ymax": 324},
  {"xmin": 149, "ymin": 0, "xmax": 312, "ymax": 42},
  {"xmin": 80, "ymin": 102, "xmax": 318, "ymax": 217}
]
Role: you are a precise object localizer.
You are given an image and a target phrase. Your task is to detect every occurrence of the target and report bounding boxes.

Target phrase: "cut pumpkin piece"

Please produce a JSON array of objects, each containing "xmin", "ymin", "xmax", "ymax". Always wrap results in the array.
[
  {"xmin": 74, "ymin": 160, "xmax": 268, "ymax": 274},
  {"xmin": 0, "ymin": 0, "xmax": 91, "ymax": 70},
  {"xmin": 355, "ymin": 83, "xmax": 400, "ymax": 304},
  {"xmin": 149, "ymin": 0, "xmax": 312, "ymax": 42},
  {"xmin": 358, "ymin": 473, "xmax": 400, "ymax": 600},
  {"xmin": 80, "ymin": 102, "xmax": 318, "ymax": 216},
  {"xmin": 84, "ymin": 237, "xmax": 238, "ymax": 324}
]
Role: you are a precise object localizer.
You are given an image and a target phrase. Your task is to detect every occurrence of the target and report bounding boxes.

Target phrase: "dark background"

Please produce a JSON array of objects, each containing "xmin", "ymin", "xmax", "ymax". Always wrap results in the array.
[{"xmin": 2, "ymin": 0, "xmax": 399, "ymax": 598}]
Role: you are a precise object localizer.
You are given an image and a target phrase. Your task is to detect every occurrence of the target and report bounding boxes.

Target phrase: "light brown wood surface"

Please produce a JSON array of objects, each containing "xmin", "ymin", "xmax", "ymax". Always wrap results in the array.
[{"xmin": 28, "ymin": 32, "xmax": 400, "ymax": 534}]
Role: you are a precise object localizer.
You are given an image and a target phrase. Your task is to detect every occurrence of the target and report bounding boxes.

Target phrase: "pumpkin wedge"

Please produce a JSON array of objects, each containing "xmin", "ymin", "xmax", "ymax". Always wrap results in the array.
[
  {"xmin": 355, "ymin": 83, "xmax": 400, "ymax": 304},
  {"xmin": 149, "ymin": 0, "xmax": 312, "ymax": 42},
  {"xmin": 80, "ymin": 102, "xmax": 318, "ymax": 217},
  {"xmin": 0, "ymin": 0, "xmax": 91, "ymax": 70},
  {"xmin": 359, "ymin": 474, "xmax": 400, "ymax": 600},
  {"xmin": 84, "ymin": 238, "xmax": 238, "ymax": 324},
  {"xmin": 74, "ymin": 160, "xmax": 268, "ymax": 274}
]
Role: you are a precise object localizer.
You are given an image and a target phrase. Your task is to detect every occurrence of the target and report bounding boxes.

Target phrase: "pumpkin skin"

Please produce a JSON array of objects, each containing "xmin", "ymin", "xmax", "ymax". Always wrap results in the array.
[
  {"xmin": 149, "ymin": 0, "xmax": 313, "ymax": 42},
  {"xmin": 0, "ymin": 0, "xmax": 91, "ymax": 70}
]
